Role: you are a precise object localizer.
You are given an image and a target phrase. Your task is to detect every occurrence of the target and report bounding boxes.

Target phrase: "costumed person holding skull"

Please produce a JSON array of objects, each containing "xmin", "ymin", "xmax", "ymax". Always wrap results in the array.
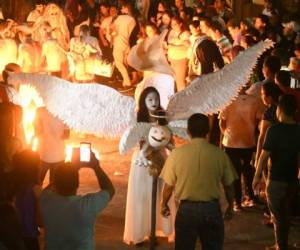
[{"xmin": 123, "ymin": 87, "xmax": 175, "ymax": 245}]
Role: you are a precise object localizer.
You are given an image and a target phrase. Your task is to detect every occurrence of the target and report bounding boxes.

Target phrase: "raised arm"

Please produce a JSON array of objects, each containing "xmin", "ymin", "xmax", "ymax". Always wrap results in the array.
[{"xmin": 90, "ymin": 155, "xmax": 115, "ymax": 200}]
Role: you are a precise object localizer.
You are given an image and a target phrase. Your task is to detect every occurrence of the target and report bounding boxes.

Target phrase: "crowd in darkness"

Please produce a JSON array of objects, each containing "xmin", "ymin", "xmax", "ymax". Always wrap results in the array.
[{"xmin": 0, "ymin": 0, "xmax": 300, "ymax": 250}]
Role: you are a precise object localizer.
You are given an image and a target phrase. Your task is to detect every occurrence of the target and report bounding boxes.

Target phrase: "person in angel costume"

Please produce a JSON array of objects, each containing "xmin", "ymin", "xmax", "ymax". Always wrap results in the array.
[
  {"xmin": 8, "ymin": 39, "xmax": 274, "ymax": 247},
  {"xmin": 123, "ymin": 86, "xmax": 176, "ymax": 244}
]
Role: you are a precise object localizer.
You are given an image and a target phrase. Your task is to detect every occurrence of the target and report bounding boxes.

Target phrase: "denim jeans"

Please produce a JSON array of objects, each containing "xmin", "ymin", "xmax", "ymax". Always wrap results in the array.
[
  {"xmin": 175, "ymin": 200, "xmax": 224, "ymax": 250},
  {"xmin": 266, "ymin": 180, "xmax": 298, "ymax": 250}
]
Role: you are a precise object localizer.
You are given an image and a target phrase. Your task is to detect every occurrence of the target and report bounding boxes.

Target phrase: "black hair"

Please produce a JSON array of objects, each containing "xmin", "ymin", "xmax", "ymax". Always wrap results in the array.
[
  {"xmin": 36, "ymin": 0, "xmax": 46, "ymax": 5},
  {"xmin": 137, "ymin": 87, "xmax": 161, "ymax": 123},
  {"xmin": 262, "ymin": 81, "xmax": 282, "ymax": 103},
  {"xmin": 275, "ymin": 70, "xmax": 291, "ymax": 87},
  {"xmin": 271, "ymin": 48, "xmax": 290, "ymax": 66},
  {"xmin": 257, "ymin": 14, "xmax": 269, "ymax": 26},
  {"xmin": 54, "ymin": 163, "xmax": 79, "ymax": 196},
  {"xmin": 242, "ymin": 34, "xmax": 257, "ymax": 47},
  {"xmin": 278, "ymin": 94, "xmax": 297, "ymax": 117},
  {"xmin": 231, "ymin": 45, "xmax": 245, "ymax": 59},
  {"xmin": 99, "ymin": 1, "xmax": 110, "ymax": 8},
  {"xmin": 244, "ymin": 27, "xmax": 260, "ymax": 41},
  {"xmin": 189, "ymin": 20, "xmax": 200, "ymax": 29},
  {"xmin": 227, "ymin": 18, "xmax": 240, "ymax": 29},
  {"xmin": 158, "ymin": 0, "xmax": 171, "ymax": 10},
  {"xmin": 137, "ymin": 87, "xmax": 161, "ymax": 122},
  {"xmin": 240, "ymin": 18, "xmax": 252, "ymax": 30},
  {"xmin": 187, "ymin": 113, "xmax": 209, "ymax": 138},
  {"xmin": 210, "ymin": 20, "xmax": 224, "ymax": 33},
  {"xmin": 80, "ymin": 24, "xmax": 90, "ymax": 35},
  {"xmin": 199, "ymin": 16, "xmax": 213, "ymax": 27},
  {"xmin": 263, "ymin": 55, "xmax": 281, "ymax": 74}
]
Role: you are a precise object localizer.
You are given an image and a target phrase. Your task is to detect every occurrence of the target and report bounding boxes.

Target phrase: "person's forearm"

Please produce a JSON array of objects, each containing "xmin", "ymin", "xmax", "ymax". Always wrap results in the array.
[
  {"xmin": 254, "ymin": 153, "xmax": 268, "ymax": 178},
  {"xmin": 223, "ymin": 183, "xmax": 234, "ymax": 208},
  {"xmin": 94, "ymin": 165, "xmax": 115, "ymax": 200},
  {"xmin": 161, "ymin": 183, "xmax": 173, "ymax": 207},
  {"xmin": 255, "ymin": 134, "xmax": 264, "ymax": 167}
]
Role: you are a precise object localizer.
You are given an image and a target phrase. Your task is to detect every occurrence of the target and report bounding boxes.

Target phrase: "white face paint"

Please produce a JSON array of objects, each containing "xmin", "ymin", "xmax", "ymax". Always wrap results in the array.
[
  {"xmin": 148, "ymin": 125, "xmax": 171, "ymax": 149},
  {"xmin": 145, "ymin": 92, "xmax": 159, "ymax": 112}
]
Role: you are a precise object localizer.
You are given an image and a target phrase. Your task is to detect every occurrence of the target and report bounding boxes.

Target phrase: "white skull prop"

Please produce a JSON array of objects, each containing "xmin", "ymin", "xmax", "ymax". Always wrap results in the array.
[{"xmin": 148, "ymin": 125, "xmax": 171, "ymax": 149}]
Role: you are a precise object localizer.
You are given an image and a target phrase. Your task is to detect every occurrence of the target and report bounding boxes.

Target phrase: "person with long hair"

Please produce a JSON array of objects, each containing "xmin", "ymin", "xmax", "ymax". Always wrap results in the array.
[
  {"xmin": 124, "ymin": 87, "xmax": 174, "ymax": 245},
  {"xmin": 166, "ymin": 16, "xmax": 190, "ymax": 91}
]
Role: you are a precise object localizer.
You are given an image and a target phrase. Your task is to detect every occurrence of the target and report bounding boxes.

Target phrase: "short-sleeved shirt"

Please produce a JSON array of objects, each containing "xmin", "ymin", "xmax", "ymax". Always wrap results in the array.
[
  {"xmin": 160, "ymin": 138, "xmax": 237, "ymax": 202},
  {"xmin": 40, "ymin": 189, "xmax": 110, "ymax": 250},
  {"xmin": 263, "ymin": 123, "xmax": 300, "ymax": 182}
]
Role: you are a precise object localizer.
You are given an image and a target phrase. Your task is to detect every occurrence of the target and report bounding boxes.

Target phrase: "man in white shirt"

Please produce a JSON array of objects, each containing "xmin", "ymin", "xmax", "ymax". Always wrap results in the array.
[
  {"xmin": 34, "ymin": 107, "xmax": 69, "ymax": 183},
  {"xmin": 111, "ymin": 3, "xmax": 136, "ymax": 88}
]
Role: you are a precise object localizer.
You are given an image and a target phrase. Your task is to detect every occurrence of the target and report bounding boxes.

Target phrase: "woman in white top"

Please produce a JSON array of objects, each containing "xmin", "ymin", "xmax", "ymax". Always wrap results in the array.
[{"xmin": 166, "ymin": 16, "xmax": 190, "ymax": 91}]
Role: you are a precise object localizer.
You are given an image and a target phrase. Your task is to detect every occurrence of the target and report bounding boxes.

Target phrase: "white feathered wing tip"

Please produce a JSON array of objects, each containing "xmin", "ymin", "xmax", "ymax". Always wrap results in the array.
[
  {"xmin": 167, "ymin": 40, "xmax": 274, "ymax": 121},
  {"xmin": 127, "ymin": 32, "xmax": 174, "ymax": 76},
  {"xmin": 119, "ymin": 122, "xmax": 152, "ymax": 154},
  {"xmin": 168, "ymin": 120, "xmax": 189, "ymax": 140},
  {"xmin": 8, "ymin": 73, "xmax": 136, "ymax": 138}
]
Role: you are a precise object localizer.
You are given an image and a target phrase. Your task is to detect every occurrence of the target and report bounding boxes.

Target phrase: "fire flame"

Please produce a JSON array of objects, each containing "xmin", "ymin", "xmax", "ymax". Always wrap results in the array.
[{"xmin": 18, "ymin": 85, "xmax": 44, "ymax": 149}]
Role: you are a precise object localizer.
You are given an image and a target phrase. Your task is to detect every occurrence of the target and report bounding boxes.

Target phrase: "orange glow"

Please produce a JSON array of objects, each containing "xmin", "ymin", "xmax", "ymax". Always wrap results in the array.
[
  {"xmin": 19, "ymin": 85, "xmax": 44, "ymax": 150},
  {"xmin": 65, "ymin": 143, "xmax": 75, "ymax": 162}
]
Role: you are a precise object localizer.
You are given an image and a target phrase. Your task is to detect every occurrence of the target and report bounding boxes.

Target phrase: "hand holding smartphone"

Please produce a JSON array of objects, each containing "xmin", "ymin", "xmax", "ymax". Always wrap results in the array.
[
  {"xmin": 71, "ymin": 142, "xmax": 99, "ymax": 169},
  {"xmin": 80, "ymin": 142, "xmax": 91, "ymax": 162}
]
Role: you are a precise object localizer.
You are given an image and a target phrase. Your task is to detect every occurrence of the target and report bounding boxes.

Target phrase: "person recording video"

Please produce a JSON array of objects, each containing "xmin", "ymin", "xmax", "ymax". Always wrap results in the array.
[{"xmin": 39, "ymin": 149, "xmax": 115, "ymax": 250}]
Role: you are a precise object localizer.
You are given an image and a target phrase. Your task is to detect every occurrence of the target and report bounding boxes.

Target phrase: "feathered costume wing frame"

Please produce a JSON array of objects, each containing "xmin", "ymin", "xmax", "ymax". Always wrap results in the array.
[
  {"xmin": 166, "ymin": 40, "xmax": 274, "ymax": 120},
  {"xmin": 8, "ymin": 40, "xmax": 273, "ymax": 141},
  {"xmin": 8, "ymin": 74, "xmax": 136, "ymax": 138}
]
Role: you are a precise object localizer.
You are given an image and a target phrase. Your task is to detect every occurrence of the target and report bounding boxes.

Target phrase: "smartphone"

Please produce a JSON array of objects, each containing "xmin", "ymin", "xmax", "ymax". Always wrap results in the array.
[{"xmin": 80, "ymin": 142, "xmax": 91, "ymax": 162}]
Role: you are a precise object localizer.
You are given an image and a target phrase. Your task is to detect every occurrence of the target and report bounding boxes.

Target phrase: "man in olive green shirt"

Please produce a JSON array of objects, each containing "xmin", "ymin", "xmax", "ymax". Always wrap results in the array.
[{"xmin": 160, "ymin": 113, "xmax": 237, "ymax": 250}]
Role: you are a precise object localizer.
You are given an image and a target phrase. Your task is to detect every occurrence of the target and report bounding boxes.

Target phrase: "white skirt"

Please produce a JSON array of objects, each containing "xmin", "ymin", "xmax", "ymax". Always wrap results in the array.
[{"xmin": 123, "ymin": 149, "xmax": 175, "ymax": 244}]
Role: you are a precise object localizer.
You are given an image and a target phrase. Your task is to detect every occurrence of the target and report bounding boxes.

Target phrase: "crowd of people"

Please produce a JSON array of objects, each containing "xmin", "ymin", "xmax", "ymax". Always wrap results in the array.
[{"xmin": 0, "ymin": 0, "xmax": 300, "ymax": 250}]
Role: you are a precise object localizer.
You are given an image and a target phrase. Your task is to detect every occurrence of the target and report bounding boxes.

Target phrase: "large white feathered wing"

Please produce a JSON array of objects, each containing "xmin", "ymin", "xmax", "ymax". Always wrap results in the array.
[
  {"xmin": 8, "ymin": 73, "xmax": 136, "ymax": 137},
  {"xmin": 127, "ymin": 33, "xmax": 174, "ymax": 76},
  {"xmin": 167, "ymin": 40, "xmax": 274, "ymax": 120},
  {"xmin": 119, "ymin": 122, "xmax": 152, "ymax": 154}
]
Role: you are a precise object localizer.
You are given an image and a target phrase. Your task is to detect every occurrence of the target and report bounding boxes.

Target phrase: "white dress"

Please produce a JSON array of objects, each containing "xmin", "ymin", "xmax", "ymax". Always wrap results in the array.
[{"xmin": 123, "ymin": 149, "xmax": 175, "ymax": 244}]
